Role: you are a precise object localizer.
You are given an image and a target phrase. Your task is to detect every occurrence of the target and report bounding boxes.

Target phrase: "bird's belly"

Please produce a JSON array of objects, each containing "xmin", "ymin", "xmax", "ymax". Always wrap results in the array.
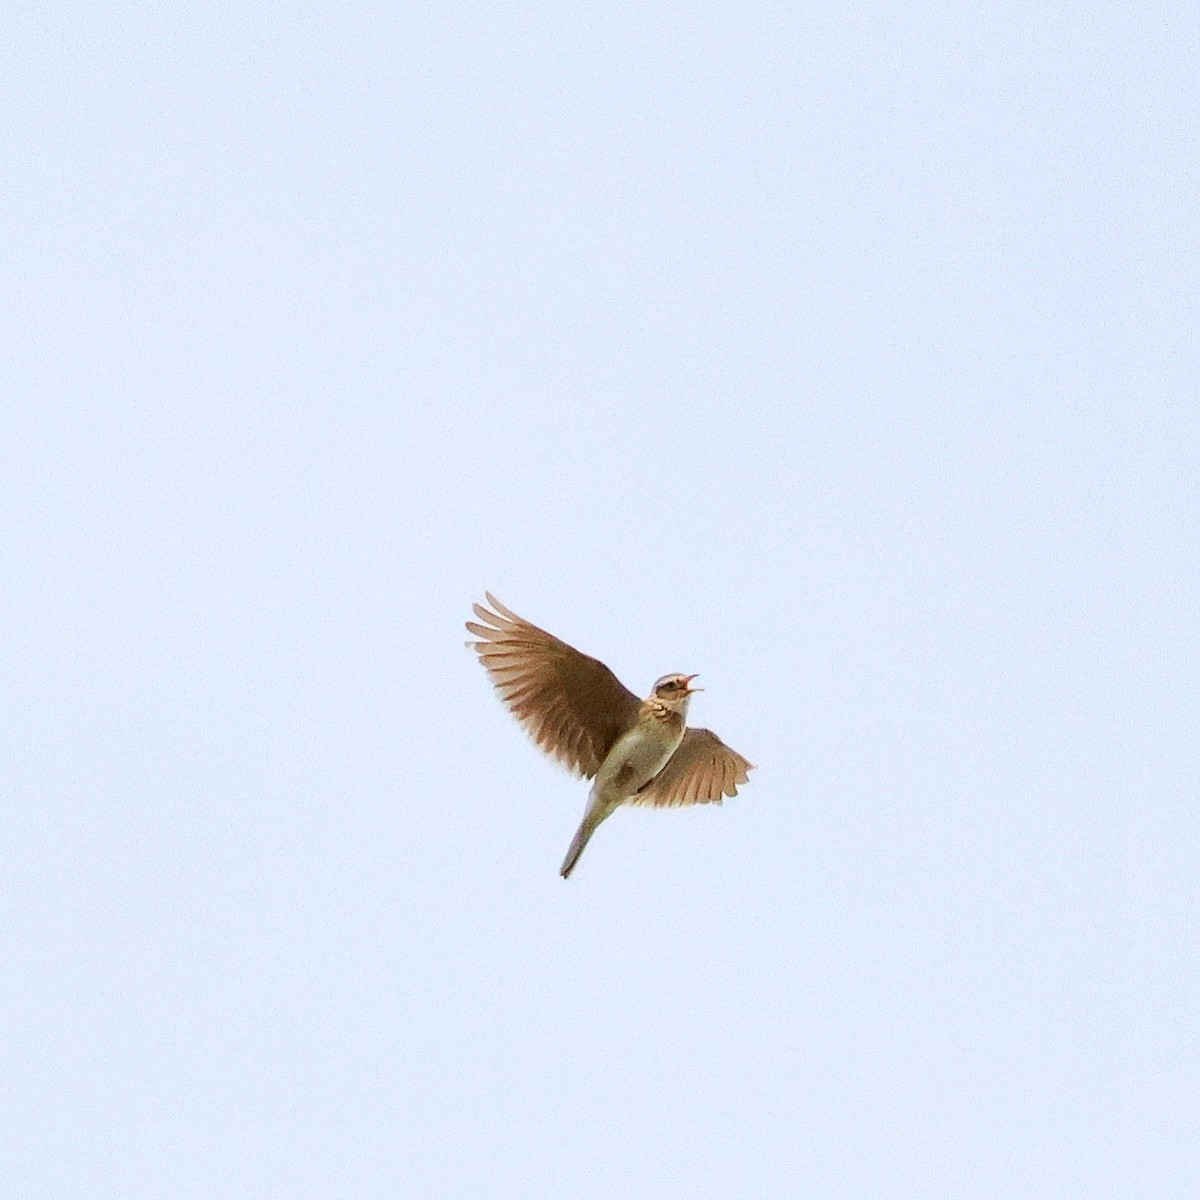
[{"xmin": 594, "ymin": 724, "xmax": 683, "ymax": 798}]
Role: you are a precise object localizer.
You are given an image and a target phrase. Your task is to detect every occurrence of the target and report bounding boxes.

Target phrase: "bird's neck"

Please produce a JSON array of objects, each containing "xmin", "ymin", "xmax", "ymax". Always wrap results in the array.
[{"xmin": 641, "ymin": 697, "xmax": 688, "ymax": 730}]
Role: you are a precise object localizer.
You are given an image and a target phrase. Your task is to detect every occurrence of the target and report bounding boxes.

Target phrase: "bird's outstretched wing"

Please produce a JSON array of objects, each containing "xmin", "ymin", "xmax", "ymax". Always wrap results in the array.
[
  {"xmin": 466, "ymin": 593, "xmax": 642, "ymax": 779},
  {"xmin": 630, "ymin": 728, "xmax": 754, "ymax": 807}
]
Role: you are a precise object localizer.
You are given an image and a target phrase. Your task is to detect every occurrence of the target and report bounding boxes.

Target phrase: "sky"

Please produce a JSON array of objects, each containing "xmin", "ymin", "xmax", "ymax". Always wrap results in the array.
[{"xmin": 4, "ymin": 3, "xmax": 1198, "ymax": 1196}]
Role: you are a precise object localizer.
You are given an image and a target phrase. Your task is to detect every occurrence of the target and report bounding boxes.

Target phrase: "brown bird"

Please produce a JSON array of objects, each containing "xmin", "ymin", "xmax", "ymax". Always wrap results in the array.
[{"xmin": 466, "ymin": 594, "xmax": 754, "ymax": 877}]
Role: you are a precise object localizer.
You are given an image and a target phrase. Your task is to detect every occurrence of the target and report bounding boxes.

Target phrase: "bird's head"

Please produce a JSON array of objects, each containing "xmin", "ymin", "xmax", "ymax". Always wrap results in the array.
[{"xmin": 650, "ymin": 673, "xmax": 702, "ymax": 712}]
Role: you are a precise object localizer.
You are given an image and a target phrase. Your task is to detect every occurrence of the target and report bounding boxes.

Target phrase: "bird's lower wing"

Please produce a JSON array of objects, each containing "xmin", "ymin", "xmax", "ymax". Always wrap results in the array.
[{"xmin": 629, "ymin": 727, "xmax": 754, "ymax": 807}]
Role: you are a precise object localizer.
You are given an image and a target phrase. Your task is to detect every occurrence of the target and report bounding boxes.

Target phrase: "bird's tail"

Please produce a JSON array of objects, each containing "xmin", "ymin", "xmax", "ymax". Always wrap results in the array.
[{"xmin": 560, "ymin": 819, "xmax": 594, "ymax": 879}]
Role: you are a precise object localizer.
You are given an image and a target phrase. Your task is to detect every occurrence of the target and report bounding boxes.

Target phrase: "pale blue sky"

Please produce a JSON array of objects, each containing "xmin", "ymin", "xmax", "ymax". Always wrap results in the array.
[{"xmin": 4, "ymin": 4, "xmax": 1198, "ymax": 1197}]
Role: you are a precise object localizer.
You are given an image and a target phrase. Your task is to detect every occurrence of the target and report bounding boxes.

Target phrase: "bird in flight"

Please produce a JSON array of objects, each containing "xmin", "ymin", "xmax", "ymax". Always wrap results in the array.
[{"xmin": 466, "ymin": 594, "xmax": 753, "ymax": 877}]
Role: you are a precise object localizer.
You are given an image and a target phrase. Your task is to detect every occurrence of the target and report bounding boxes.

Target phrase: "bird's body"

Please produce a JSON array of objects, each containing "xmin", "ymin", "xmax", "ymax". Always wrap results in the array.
[
  {"xmin": 466, "ymin": 594, "xmax": 753, "ymax": 877},
  {"xmin": 562, "ymin": 691, "xmax": 690, "ymax": 876}
]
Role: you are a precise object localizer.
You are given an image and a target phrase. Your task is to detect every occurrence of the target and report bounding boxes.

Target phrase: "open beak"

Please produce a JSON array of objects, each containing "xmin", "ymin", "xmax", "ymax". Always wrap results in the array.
[{"xmin": 683, "ymin": 673, "xmax": 703, "ymax": 693}]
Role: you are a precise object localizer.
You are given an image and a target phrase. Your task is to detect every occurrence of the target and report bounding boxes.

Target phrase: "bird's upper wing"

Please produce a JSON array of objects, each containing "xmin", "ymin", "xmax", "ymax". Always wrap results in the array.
[
  {"xmin": 629, "ymin": 727, "xmax": 754, "ymax": 807},
  {"xmin": 466, "ymin": 593, "xmax": 642, "ymax": 779}
]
